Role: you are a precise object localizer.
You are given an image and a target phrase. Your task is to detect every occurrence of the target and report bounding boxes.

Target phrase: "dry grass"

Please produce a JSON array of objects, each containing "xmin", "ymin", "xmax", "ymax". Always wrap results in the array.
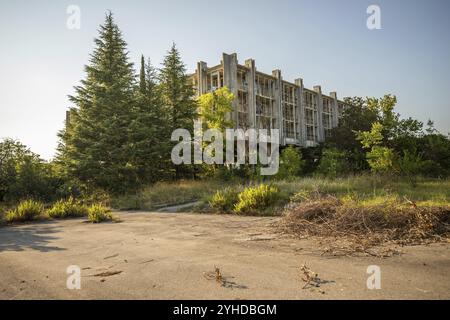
[
  {"xmin": 111, "ymin": 180, "xmax": 226, "ymax": 210},
  {"xmin": 300, "ymin": 263, "xmax": 321, "ymax": 289},
  {"xmin": 203, "ymin": 266, "xmax": 223, "ymax": 284},
  {"xmin": 280, "ymin": 195, "xmax": 450, "ymax": 257},
  {"xmin": 109, "ymin": 176, "xmax": 449, "ymax": 213}
]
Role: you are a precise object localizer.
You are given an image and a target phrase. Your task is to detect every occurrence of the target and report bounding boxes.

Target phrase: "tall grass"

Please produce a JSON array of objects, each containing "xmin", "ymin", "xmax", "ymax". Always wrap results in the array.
[
  {"xmin": 46, "ymin": 197, "xmax": 88, "ymax": 219},
  {"xmin": 5, "ymin": 200, "xmax": 45, "ymax": 223},
  {"xmin": 108, "ymin": 176, "xmax": 449, "ymax": 212},
  {"xmin": 275, "ymin": 175, "xmax": 450, "ymax": 206},
  {"xmin": 111, "ymin": 180, "xmax": 227, "ymax": 210},
  {"xmin": 87, "ymin": 204, "xmax": 114, "ymax": 223}
]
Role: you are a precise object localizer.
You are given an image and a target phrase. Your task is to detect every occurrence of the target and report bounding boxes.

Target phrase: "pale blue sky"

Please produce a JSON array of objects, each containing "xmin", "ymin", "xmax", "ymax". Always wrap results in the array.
[{"xmin": 1, "ymin": 0, "xmax": 449, "ymax": 160}]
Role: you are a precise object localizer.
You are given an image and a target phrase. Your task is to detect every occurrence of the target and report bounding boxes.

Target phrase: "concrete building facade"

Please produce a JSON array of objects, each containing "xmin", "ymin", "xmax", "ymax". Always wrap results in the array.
[{"xmin": 191, "ymin": 53, "xmax": 350, "ymax": 147}]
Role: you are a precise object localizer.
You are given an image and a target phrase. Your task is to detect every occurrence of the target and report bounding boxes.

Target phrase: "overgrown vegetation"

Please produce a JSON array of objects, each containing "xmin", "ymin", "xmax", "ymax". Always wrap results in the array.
[
  {"xmin": 203, "ymin": 176, "xmax": 449, "ymax": 215},
  {"xmin": 5, "ymin": 200, "xmax": 45, "ymax": 223},
  {"xmin": 281, "ymin": 194, "xmax": 449, "ymax": 256},
  {"xmin": 234, "ymin": 184, "xmax": 280, "ymax": 215},
  {"xmin": 276, "ymin": 146, "xmax": 305, "ymax": 180},
  {"xmin": 87, "ymin": 204, "xmax": 114, "ymax": 223},
  {"xmin": 46, "ymin": 197, "xmax": 88, "ymax": 219},
  {"xmin": 1, "ymin": 11, "xmax": 449, "ymax": 237},
  {"xmin": 207, "ymin": 183, "xmax": 282, "ymax": 215},
  {"xmin": 325, "ymin": 95, "xmax": 450, "ymax": 178},
  {"xmin": 209, "ymin": 187, "xmax": 241, "ymax": 213},
  {"xmin": 0, "ymin": 139, "xmax": 66, "ymax": 203},
  {"xmin": 111, "ymin": 180, "xmax": 225, "ymax": 210},
  {"xmin": 0, "ymin": 197, "xmax": 109, "ymax": 225}
]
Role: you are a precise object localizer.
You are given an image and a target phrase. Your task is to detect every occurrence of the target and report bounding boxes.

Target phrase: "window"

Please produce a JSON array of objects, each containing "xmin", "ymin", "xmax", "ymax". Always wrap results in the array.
[
  {"xmin": 306, "ymin": 126, "xmax": 315, "ymax": 141},
  {"xmin": 238, "ymin": 70, "xmax": 248, "ymax": 91},
  {"xmin": 305, "ymin": 109, "xmax": 314, "ymax": 125},
  {"xmin": 208, "ymin": 70, "xmax": 223, "ymax": 91}
]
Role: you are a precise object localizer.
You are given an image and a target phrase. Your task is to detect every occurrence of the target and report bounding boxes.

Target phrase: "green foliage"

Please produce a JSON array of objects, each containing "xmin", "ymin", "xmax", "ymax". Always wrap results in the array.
[
  {"xmin": 418, "ymin": 132, "xmax": 450, "ymax": 177},
  {"xmin": 47, "ymin": 197, "xmax": 88, "ymax": 219},
  {"xmin": 198, "ymin": 87, "xmax": 235, "ymax": 130},
  {"xmin": 87, "ymin": 204, "xmax": 113, "ymax": 223},
  {"xmin": 276, "ymin": 146, "xmax": 305, "ymax": 180},
  {"xmin": 366, "ymin": 146, "xmax": 395, "ymax": 173},
  {"xmin": 233, "ymin": 184, "xmax": 280, "ymax": 215},
  {"xmin": 300, "ymin": 146, "xmax": 323, "ymax": 174},
  {"xmin": 6, "ymin": 200, "xmax": 45, "ymax": 223},
  {"xmin": 111, "ymin": 180, "xmax": 225, "ymax": 210},
  {"xmin": 159, "ymin": 43, "xmax": 197, "ymax": 179},
  {"xmin": 129, "ymin": 56, "xmax": 171, "ymax": 184},
  {"xmin": 57, "ymin": 12, "xmax": 141, "ymax": 193},
  {"xmin": 159, "ymin": 43, "xmax": 197, "ymax": 131},
  {"xmin": 397, "ymin": 149, "xmax": 425, "ymax": 175},
  {"xmin": 209, "ymin": 187, "xmax": 240, "ymax": 212},
  {"xmin": 316, "ymin": 148, "xmax": 347, "ymax": 178},
  {"xmin": 357, "ymin": 122, "xmax": 384, "ymax": 148},
  {"xmin": 117, "ymin": 177, "xmax": 449, "ymax": 216},
  {"xmin": 349, "ymin": 94, "xmax": 448, "ymax": 178},
  {"xmin": 326, "ymin": 97, "xmax": 378, "ymax": 172},
  {"xmin": 0, "ymin": 138, "xmax": 62, "ymax": 202},
  {"xmin": 325, "ymin": 94, "xmax": 449, "ymax": 178},
  {"xmin": 197, "ymin": 87, "xmax": 236, "ymax": 178}
]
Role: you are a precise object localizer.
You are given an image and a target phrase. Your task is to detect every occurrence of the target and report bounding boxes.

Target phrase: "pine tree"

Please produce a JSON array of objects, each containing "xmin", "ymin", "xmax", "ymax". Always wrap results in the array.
[
  {"xmin": 139, "ymin": 55, "xmax": 146, "ymax": 94},
  {"xmin": 128, "ymin": 57, "xmax": 170, "ymax": 184},
  {"xmin": 58, "ymin": 12, "xmax": 137, "ymax": 193},
  {"xmin": 159, "ymin": 43, "xmax": 197, "ymax": 178}
]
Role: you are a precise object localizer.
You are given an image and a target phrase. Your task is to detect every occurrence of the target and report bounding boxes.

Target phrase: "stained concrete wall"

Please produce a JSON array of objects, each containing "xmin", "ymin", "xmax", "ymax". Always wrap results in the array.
[{"xmin": 193, "ymin": 53, "xmax": 347, "ymax": 147}]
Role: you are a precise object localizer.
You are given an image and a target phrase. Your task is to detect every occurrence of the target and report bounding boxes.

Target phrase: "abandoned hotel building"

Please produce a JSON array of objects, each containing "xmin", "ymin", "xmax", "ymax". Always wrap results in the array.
[{"xmin": 191, "ymin": 53, "xmax": 350, "ymax": 147}]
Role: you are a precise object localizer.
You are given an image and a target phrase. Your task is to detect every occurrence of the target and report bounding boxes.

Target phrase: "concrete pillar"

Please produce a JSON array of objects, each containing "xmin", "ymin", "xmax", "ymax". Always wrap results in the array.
[
  {"xmin": 295, "ymin": 78, "xmax": 306, "ymax": 146},
  {"xmin": 196, "ymin": 61, "xmax": 208, "ymax": 95},
  {"xmin": 223, "ymin": 53, "xmax": 238, "ymax": 127},
  {"xmin": 245, "ymin": 59, "xmax": 256, "ymax": 128},
  {"xmin": 330, "ymin": 92, "xmax": 339, "ymax": 128},
  {"xmin": 272, "ymin": 69, "xmax": 283, "ymax": 145},
  {"xmin": 314, "ymin": 85, "xmax": 324, "ymax": 142}
]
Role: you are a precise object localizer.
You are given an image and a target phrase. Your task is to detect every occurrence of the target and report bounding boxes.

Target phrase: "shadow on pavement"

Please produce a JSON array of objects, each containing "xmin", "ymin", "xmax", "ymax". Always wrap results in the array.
[{"xmin": 0, "ymin": 222, "xmax": 66, "ymax": 253}]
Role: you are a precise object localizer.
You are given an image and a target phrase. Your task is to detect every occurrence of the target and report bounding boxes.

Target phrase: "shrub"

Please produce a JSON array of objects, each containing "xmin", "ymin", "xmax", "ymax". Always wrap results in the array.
[
  {"xmin": 0, "ymin": 138, "xmax": 67, "ymax": 203},
  {"xmin": 47, "ymin": 197, "xmax": 88, "ymax": 219},
  {"xmin": 367, "ymin": 146, "xmax": 396, "ymax": 173},
  {"xmin": 87, "ymin": 204, "xmax": 113, "ymax": 223},
  {"xmin": 316, "ymin": 148, "xmax": 348, "ymax": 178},
  {"xmin": 5, "ymin": 199, "xmax": 45, "ymax": 223},
  {"xmin": 234, "ymin": 184, "xmax": 280, "ymax": 215},
  {"xmin": 0, "ymin": 205, "xmax": 6, "ymax": 225},
  {"xmin": 276, "ymin": 146, "xmax": 305, "ymax": 180},
  {"xmin": 209, "ymin": 187, "xmax": 240, "ymax": 213}
]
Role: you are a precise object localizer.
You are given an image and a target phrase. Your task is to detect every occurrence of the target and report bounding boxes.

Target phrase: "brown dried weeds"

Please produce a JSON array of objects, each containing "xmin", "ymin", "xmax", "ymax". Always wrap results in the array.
[{"xmin": 280, "ymin": 196, "xmax": 449, "ymax": 257}]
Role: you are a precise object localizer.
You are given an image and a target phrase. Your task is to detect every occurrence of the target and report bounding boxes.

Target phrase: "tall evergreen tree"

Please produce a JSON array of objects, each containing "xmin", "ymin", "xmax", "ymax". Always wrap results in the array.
[
  {"xmin": 128, "ymin": 57, "xmax": 170, "ymax": 183},
  {"xmin": 58, "ymin": 12, "xmax": 137, "ymax": 193},
  {"xmin": 159, "ymin": 43, "xmax": 197, "ymax": 178},
  {"xmin": 139, "ymin": 55, "xmax": 146, "ymax": 94}
]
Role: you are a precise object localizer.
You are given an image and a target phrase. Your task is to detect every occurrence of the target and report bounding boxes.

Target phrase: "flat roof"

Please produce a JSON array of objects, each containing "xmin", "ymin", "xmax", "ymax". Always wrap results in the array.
[{"xmin": 194, "ymin": 55, "xmax": 350, "ymax": 104}]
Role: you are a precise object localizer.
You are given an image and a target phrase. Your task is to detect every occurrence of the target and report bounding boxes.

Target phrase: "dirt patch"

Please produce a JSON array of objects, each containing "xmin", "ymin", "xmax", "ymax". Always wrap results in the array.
[{"xmin": 280, "ymin": 196, "xmax": 450, "ymax": 257}]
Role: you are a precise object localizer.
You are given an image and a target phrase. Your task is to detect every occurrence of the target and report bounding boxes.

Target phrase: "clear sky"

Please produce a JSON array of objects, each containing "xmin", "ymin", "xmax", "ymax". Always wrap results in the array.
[{"xmin": 1, "ymin": 0, "xmax": 449, "ymax": 160}]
